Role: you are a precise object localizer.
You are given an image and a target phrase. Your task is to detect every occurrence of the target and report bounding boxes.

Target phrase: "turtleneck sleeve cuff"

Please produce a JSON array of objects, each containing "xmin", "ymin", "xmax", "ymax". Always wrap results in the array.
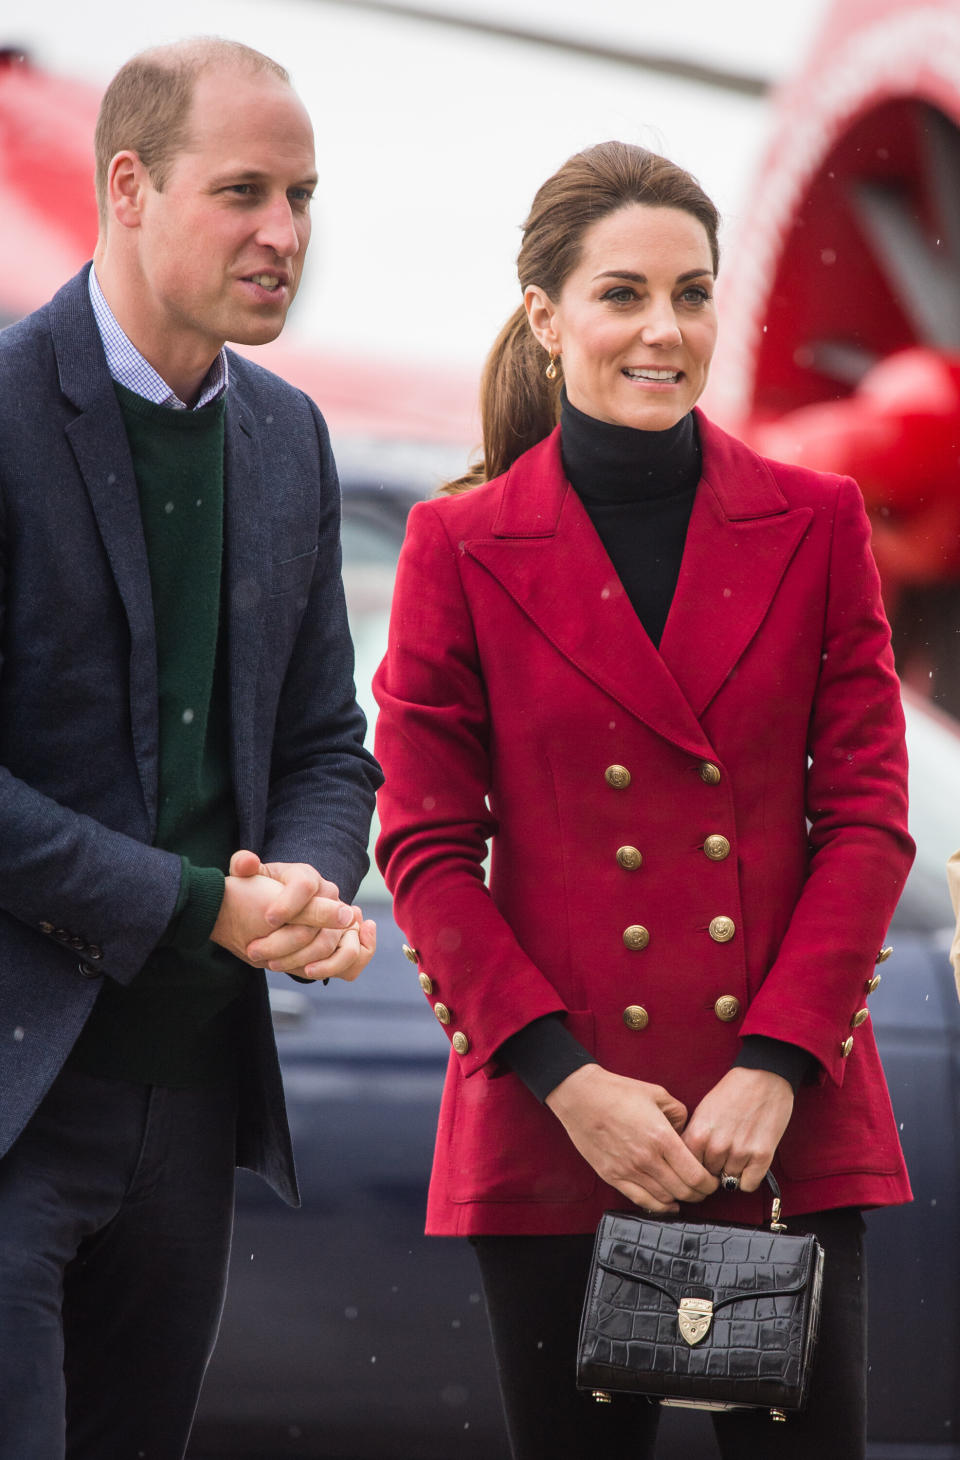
[
  {"xmin": 733, "ymin": 1035, "xmax": 817, "ymax": 1095},
  {"xmin": 496, "ymin": 1013, "xmax": 598, "ymax": 1103}
]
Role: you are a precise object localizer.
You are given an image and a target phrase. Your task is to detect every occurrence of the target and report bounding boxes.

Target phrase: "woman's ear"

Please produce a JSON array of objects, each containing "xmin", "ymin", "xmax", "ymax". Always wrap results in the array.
[{"xmin": 524, "ymin": 285, "xmax": 560, "ymax": 354}]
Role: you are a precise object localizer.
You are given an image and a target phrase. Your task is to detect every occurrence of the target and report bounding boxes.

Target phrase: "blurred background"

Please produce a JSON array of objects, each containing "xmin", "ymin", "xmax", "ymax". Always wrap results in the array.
[{"xmin": 4, "ymin": 2, "xmax": 960, "ymax": 1456}]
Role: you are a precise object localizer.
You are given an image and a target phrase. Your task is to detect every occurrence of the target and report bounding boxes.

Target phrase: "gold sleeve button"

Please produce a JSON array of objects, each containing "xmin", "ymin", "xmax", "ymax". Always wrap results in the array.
[
  {"xmin": 402, "ymin": 944, "xmax": 420, "ymax": 964},
  {"xmin": 866, "ymin": 974, "xmax": 882, "ymax": 995},
  {"xmin": 703, "ymin": 834, "xmax": 731, "ymax": 861},
  {"xmin": 452, "ymin": 1031, "xmax": 470, "ymax": 1055},
  {"xmin": 841, "ymin": 1036, "xmax": 854, "ymax": 1058},
  {"xmin": 616, "ymin": 846, "xmax": 643, "ymax": 871},
  {"xmin": 714, "ymin": 995, "xmax": 741, "ymax": 1022},
  {"xmin": 699, "ymin": 761, "xmax": 721, "ymax": 785},
  {"xmin": 851, "ymin": 1008, "xmax": 869, "ymax": 1029},
  {"xmin": 418, "ymin": 972, "xmax": 434, "ymax": 995},
  {"xmin": 622, "ymin": 925, "xmax": 650, "ymax": 951},
  {"xmin": 876, "ymin": 946, "xmax": 893, "ymax": 964},
  {"xmin": 622, "ymin": 1005, "xmax": 649, "ymax": 1031},
  {"xmin": 434, "ymin": 1003, "xmax": 451, "ymax": 1026},
  {"xmin": 708, "ymin": 916, "xmax": 735, "ymax": 943},
  {"xmin": 605, "ymin": 764, "xmax": 631, "ymax": 790}
]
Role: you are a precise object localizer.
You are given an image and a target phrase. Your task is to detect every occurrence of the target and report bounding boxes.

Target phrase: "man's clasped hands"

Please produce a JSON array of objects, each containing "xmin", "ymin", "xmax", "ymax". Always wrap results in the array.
[{"xmin": 210, "ymin": 850, "xmax": 376, "ymax": 982}]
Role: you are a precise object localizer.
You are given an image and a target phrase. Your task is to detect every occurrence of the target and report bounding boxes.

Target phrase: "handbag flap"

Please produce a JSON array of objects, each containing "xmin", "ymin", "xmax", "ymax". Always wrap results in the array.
[{"xmin": 596, "ymin": 1213, "xmax": 818, "ymax": 1312}]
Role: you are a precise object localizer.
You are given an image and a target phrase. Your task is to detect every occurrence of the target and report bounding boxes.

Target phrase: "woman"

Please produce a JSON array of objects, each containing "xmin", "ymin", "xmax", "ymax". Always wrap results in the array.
[{"xmin": 373, "ymin": 143, "xmax": 914, "ymax": 1459}]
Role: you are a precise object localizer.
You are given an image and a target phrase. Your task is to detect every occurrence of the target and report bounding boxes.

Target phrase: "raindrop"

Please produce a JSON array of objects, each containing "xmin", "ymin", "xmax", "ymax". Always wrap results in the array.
[
  {"xmin": 345, "ymin": 1306, "xmax": 359, "ymax": 1320},
  {"xmin": 370, "ymin": 1355, "xmax": 377, "ymax": 1363},
  {"xmin": 182, "ymin": 708, "xmax": 195, "ymax": 724},
  {"xmin": 265, "ymin": 414, "xmax": 274, "ymax": 425},
  {"xmin": 195, "ymin": 498, "xmax": 203, "ymax": 507},
  {"xmin": 469, "ymin": 1292, "xmax": 481, "ymax": 1304},
  {"xmin": 451, "ymin": 1318, "xmax": 461, "ymax": 1328},
  {"xmin": 164, "ymin": 501, "xmax": 175, "ymax": 514},
  {"xmin": 820, "ymin": 249, "xmax": 837, "ymax": 266},
  {"xmin": 13, "ymin": 1027, "xmax": 24, "ymax": 1042}
]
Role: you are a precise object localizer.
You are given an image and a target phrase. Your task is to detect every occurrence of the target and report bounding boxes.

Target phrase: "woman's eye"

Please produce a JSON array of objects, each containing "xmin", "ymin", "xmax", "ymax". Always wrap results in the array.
[
  {"xmin": 601, "ymin": 286, "xmax": 637, "ymax": 304},
  {"xmin": 680, "ymin": 285, "xmax": 711, "ymax": 305}
]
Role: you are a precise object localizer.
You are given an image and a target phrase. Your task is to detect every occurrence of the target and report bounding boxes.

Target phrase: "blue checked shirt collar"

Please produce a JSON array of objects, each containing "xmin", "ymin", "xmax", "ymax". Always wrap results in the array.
[{"xmin": 88, "ymin": 265, "xmax": 228, "ymax": 410}]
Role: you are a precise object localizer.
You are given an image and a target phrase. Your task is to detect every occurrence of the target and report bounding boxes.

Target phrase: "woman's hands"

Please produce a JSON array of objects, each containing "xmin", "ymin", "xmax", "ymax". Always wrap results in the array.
[
  {"xmin": 545, "ymin": 1065, "xmax": 718, "ymax": 1212},
  {"xmin": 545, "ymin": 1063, "xmax": 797, "ymax": 1208},
  {"xmin": 681, "ymin": 1067, "xmax": 795, "ymax": 1193}
]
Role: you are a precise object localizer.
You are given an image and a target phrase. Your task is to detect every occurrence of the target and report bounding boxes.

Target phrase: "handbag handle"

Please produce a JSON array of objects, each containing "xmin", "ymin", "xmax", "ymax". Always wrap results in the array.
[{"xmin": 764, "ymin": 1170, "xmax": 786, "ymax": 1233}]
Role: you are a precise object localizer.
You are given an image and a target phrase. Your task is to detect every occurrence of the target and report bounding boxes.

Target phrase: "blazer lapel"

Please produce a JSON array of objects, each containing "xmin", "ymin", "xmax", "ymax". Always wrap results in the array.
[
  {"xmin": 53, "ymin": 272, "xmax": 160, "ymax": 831},
  {"xmin": 659, "ymin": 413, "xmax": 813, "ymax": 716},
  {"xmin": 222, "ymin": 383, "xmax": 266, "ymax": 829},
  {"xmin": 466, "ymin": 431, "xmax": 716, "ymax": 760},
  {"xmin": 467, "ymin": 417, "xmax": 813, "ymax": 754}
]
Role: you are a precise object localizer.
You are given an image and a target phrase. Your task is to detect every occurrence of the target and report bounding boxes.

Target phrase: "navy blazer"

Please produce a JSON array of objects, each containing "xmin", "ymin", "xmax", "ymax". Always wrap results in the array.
[{"xmin": 0, "ymin": 269, "xmax": 381, "ymax": 1203}]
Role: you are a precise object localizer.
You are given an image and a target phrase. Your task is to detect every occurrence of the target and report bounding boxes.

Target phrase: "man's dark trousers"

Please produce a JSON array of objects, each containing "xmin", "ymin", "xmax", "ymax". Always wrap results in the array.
[{"xmin": 0, "ymin": 1067, "xmax": 237, "ymax": 1458}]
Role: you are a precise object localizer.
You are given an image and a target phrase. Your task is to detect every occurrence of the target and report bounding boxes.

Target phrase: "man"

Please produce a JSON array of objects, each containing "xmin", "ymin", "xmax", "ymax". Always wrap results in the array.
[{"xmin": 0, "ymin": 38, "xmax": 380, "ymax": 1459}]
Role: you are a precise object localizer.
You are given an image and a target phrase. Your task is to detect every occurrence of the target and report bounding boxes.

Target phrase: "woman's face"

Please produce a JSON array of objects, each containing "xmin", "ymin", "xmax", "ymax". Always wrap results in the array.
[{"xmin": 526, "ymin": 204, "xmax": 718, "ymax": 432}]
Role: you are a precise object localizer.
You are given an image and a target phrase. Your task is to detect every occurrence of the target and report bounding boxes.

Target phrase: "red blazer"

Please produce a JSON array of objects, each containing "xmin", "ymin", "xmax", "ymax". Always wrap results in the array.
[{"xmin": 374, "ymin": 412, "xmax": 915, "ymax": 1236}]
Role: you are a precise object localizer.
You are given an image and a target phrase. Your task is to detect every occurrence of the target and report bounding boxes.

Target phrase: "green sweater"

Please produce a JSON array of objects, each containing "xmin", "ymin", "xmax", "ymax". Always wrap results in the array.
[{"xmin": 68, "ymin": 385, "xmax": 252, "ymax": 1086}]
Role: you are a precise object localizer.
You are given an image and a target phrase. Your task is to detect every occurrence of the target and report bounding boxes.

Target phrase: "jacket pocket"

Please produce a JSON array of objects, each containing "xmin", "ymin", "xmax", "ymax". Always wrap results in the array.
[{"xmin": 448, "ymin": 1011, "xmax": 597, "ymax": 1203}]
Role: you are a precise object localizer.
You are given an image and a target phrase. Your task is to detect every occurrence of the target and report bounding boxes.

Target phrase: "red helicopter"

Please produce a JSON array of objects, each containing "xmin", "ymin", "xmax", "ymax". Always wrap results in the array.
[{"xmin": 710, "ymin": 0, "xmax": 960, "ymax": 711}]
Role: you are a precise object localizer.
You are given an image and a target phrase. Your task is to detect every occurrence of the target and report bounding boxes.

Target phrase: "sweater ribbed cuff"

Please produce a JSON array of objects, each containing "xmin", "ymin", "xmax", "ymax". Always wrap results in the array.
[{"xmin": 163, "ymin": 859, "xmax": 226, "ymax": 951}]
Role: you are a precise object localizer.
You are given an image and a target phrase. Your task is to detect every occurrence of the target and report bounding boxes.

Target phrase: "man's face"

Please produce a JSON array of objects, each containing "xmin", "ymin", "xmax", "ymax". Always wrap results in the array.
[{"xmin": 134, "ymin": 66, "xmax": 317, "ymax": 360}]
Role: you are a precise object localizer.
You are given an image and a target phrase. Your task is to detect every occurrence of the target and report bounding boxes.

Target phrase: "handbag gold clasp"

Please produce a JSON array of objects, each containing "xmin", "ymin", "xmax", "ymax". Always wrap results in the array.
[{"xmin": 677, "ymin": 1297, "xmax": 713, "ymax": 1345}]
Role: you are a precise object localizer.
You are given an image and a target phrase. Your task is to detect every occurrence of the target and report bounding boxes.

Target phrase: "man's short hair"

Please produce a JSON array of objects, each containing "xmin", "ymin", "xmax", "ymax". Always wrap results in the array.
[{"xmin": 93, "ymin": 37, "xmax": 290, "ymax": 225}]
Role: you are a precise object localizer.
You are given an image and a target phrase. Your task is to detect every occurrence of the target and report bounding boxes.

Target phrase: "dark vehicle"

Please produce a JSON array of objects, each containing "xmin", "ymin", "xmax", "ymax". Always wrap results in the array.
[{"xmin": 189, "ymin": 472, "xmax": 960, "ymax": 1460}]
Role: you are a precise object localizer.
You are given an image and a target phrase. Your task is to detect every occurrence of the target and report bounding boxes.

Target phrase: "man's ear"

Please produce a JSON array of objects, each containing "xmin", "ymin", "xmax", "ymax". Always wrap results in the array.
[
  {"xmin": 106, "ymin": 150, "xmax": 149, "ymax": 230},
  {"xmin": 524, "ymin": 284, "xmax": 561, "ymax": 354}
]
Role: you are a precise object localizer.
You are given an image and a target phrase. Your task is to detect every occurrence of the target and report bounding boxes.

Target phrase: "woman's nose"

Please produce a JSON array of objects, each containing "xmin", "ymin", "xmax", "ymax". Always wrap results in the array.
[{"xmin": 640, "ymin": 301, "xmax": 682, "ymax": 346}]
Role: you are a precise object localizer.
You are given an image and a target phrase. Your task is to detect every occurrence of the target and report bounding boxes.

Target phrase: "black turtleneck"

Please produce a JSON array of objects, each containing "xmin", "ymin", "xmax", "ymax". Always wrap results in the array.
[
  {"xmin": 497, "ymin": 396, "xmax": 815, "ymax": 1105},
  {"xmin": 559, "ymin": 391, "xmax": 700, "ymax": 646}
]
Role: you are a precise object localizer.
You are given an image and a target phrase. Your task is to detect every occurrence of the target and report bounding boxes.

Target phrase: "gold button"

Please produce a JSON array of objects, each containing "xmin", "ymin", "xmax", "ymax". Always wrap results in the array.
[
  {"xmin": 623, "ymin": 1005, "xmax": 649, "ymax": 1031},
  {"xmin": 851, "ymin": 1008, "xmax": 869, "ymax": 1029},
  {"xmin": 452, "ymin": 1031, "xmax": 470, "ymax": 1055},
  {"xmin": 418, "ymin": 972, "xmax": 434, "ymax": 995},
  {"xmin": 434, "ymin": 1002, "xmax": 451, "ymax": 1026},
  {"xmin": 841, "ymin": 1036, "xmax": 854, "ymax": 1058},
  {"xmin": 714, "ymin": 995, "xmax": 741, "ymax": 1022},
  {"xmin": 623, "ymin": 925, "xmax": 650, "ymax": 951},
  {"xmin": 699, "ymin": 761, "xmax": 721, "ymax": 785},
  {"xmin": 402, "ymin": 944, "xmax": 419, "ymax": 964},
  {"xmin": 703, "ymin": 834, "xmax": 731, "ymax": 861},
  {"xmin": 876, "ymin": 946, "xmax": 893, "ymax": 964},
  {"xmin": 605, "ymin": 764, "xmax": 631, "ymax": 790},
  {"xmin": 616, "ymin": 845, "xmax": 643, "ymax": 871},
  {"xmin": 708, "ymin": 916, "xmax": 735, "ymax": 943},
  {"xmin": 866, "ymin": 973, "xmax": 881, "ymax": 995}
]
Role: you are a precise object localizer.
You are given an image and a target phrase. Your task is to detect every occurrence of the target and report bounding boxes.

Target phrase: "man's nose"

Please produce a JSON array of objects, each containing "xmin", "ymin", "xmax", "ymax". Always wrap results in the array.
[{"xmin": 255, "ymin": 196, "xmax": 302, "ymax": 257}]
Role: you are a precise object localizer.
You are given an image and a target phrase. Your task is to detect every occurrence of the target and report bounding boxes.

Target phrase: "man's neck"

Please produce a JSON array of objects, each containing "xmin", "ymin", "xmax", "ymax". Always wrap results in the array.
[{"xmin": 93, "ymin": 245, "xmax": 221, "ymax": 408}]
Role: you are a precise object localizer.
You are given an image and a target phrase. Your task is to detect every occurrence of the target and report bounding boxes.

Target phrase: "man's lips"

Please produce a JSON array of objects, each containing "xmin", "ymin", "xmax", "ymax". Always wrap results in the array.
[{"xmin": 240, "ymin": 271, "xmax": 290, "ymax": 293}]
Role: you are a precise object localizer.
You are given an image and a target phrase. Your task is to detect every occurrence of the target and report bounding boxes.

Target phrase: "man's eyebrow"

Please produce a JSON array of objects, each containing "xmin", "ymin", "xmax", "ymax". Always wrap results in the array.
[{"xmin": 210, "ymin": 169, "xmax": 319, "ymax": 188}]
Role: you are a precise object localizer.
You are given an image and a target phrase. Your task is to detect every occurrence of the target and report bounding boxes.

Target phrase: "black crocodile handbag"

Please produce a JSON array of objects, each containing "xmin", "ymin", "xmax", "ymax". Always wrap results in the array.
[{"xmin": 576, "ymin": 1175, "xmax": 824, "ymax": 1422}]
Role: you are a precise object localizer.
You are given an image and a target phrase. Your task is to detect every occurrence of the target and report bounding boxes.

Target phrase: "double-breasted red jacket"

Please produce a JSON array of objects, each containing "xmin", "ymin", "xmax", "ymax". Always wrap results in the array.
[{"xmin": 373, "ymin": 412, "xmax": 915, "ymax": 1236}]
